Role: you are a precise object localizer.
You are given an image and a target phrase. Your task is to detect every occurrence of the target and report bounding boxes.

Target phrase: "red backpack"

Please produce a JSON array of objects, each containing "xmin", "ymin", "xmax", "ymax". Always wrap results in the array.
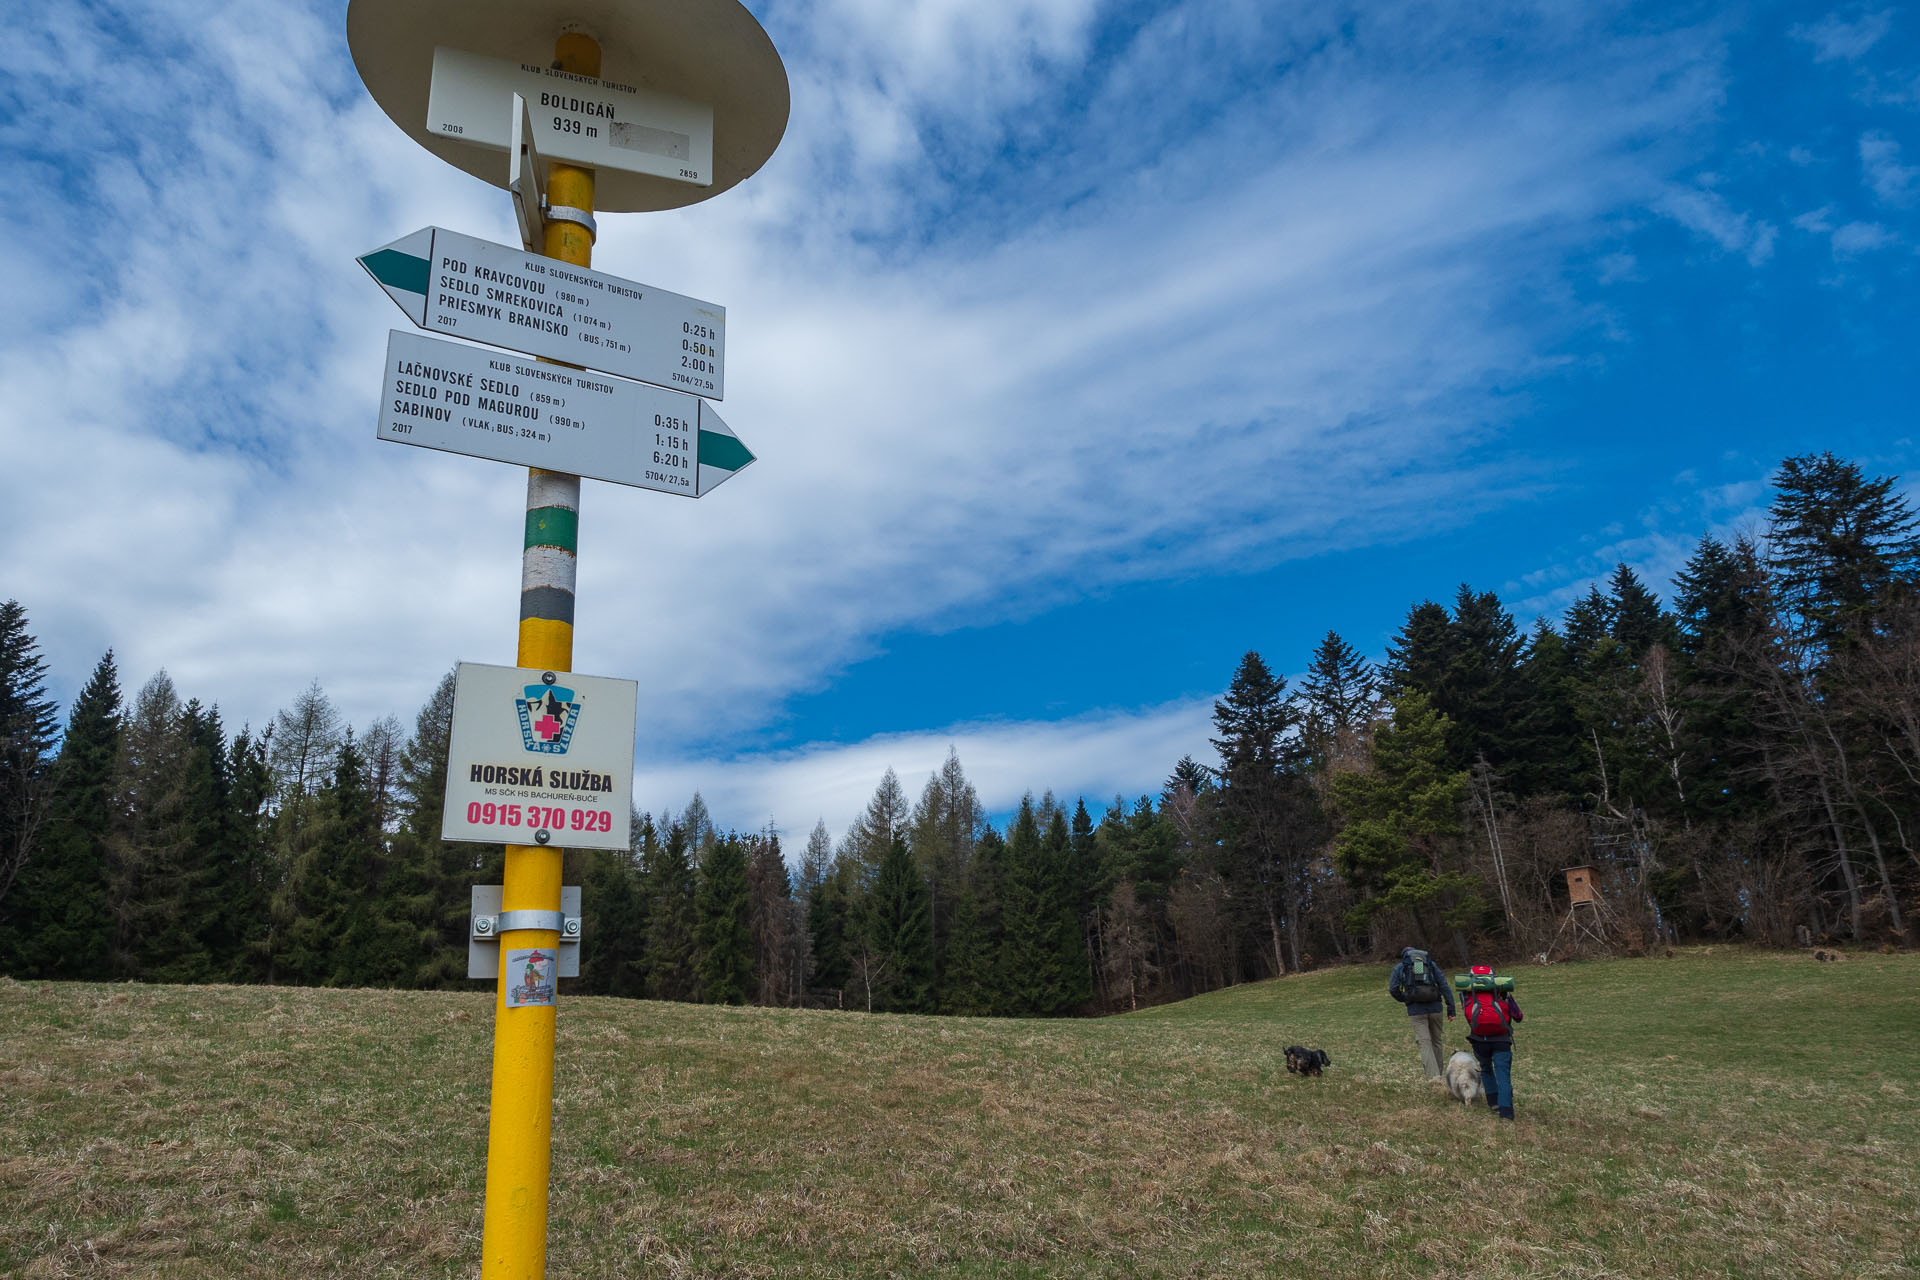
[{"xmin": 1463, "ymin": 988, "xmax": 1512, "ymax": 1037}]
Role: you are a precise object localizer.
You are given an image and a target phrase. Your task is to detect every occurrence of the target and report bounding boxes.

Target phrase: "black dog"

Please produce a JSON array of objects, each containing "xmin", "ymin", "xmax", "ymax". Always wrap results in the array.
[{"xmin": 1284, "ymin": 1046, "xmax": 1332, "ymax": 1076}]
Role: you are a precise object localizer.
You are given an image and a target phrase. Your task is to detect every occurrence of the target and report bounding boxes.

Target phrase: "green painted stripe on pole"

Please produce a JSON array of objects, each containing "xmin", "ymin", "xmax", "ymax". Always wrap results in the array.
[
  {"xmin": 699, "ymin": 430, "xmax": 754, "ymax": 473},
  {"xmin": 525, "ymin": 506, "xmax": 579, "ymax": 552},
  {"xmin": 362, "ymin": 249, "xmax": 430, "ymax": 295}
]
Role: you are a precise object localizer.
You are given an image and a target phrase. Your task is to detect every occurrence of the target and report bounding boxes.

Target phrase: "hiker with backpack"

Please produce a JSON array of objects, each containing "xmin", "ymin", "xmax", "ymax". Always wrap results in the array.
[
  {"xmin": 1459, "ymin": 964, "xmax": 1524, "ymax": 1121},
  {"xmin": 1387, "ymin": 946, "xmax": 1456, "ymax": 1080}
]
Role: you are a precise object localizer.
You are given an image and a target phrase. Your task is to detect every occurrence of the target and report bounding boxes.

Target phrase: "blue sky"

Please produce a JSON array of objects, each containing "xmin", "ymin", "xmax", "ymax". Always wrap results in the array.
[{"xmin": 2, "ymin": 0, "xmax": 1916, "ymax": 841}]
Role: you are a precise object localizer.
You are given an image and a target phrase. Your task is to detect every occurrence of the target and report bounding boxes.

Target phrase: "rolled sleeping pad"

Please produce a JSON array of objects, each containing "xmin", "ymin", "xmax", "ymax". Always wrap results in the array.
[{"xmin": 1452, "ymin": 973, "xmax": 1516, "ymax": 993}]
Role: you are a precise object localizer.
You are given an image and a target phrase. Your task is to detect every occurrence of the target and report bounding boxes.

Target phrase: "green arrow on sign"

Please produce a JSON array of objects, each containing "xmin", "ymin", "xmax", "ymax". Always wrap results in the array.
[
  {"xmin": 356, "ymin": 229, "xmax": 433, "ymax": 327},
  {"xmin": 696, "ymin": 406, "xmax": 755, "ymax": 497}
]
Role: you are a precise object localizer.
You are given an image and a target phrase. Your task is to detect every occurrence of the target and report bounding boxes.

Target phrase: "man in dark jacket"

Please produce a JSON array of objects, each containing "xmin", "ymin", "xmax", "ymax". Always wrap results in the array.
[
  {"xmin": 1387, "ymin": 946, "xmax": 1456, "ymax": 1080},
  {"xmin": 1465, "ymin": 983, "xmax": 1524, "ymax": 1121}
]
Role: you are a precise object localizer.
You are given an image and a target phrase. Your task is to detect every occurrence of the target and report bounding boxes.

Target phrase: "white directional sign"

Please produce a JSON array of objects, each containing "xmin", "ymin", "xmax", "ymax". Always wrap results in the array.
[
  {"xmin": 378, "ymin": 330, "xmax": 754, "ymax": 498},
  {"xmin": 509, "ymin": 93, "xmax": 545, "ymax": 253},
  {"xmin": 428, "ymin": 46, "xmax": 715, "ymax": 188},
  {"xmin": 359, "ymin": 226, "xmax": 726, "ymax": 399},
  {"xmin": 443, "ymin": 662, "xmax": 638, "ymax": 851}
]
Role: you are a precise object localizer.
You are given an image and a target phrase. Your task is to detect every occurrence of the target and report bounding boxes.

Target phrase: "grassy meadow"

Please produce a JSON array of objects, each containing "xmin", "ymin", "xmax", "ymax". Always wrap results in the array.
[{"xmin": 3, "ymin": 947, "xmax": 1916, "ymax": 1278}]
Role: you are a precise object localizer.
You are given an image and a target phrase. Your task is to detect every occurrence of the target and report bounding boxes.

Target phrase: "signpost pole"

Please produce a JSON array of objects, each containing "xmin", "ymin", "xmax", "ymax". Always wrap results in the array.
[{"xmin": 481, "ymin": 27, "xmax": 599, "ymax": 1280}]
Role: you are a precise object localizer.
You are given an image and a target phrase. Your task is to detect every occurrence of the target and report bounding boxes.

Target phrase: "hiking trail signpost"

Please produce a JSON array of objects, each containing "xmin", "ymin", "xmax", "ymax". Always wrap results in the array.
[
  {"xmin": 359, "ymin": 225, "xmax": 730, "ymax": 399},
  {"xmin": 376, "ymin": 329, "xmax": 752, "ymax": 497},
  {"xmin": 345, "ymin": 2, "xmax": 788, "ymax": 1275}
]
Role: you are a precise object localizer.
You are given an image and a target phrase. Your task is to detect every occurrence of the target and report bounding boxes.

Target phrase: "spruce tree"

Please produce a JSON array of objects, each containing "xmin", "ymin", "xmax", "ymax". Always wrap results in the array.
[
  {"xmin": 1508, "ymin": 622, "xmax": 1584, "ymax": 800},
  {"xmin": 573, "ymin": 817, "xmax": 651, "ymax": 997},
  {"xmin": 1164, "ymin": 756, "xmax": 1213, "ymax": 799},
  {"xmin": 859, "ymin": 832, "xmax": 934, "ymax": 1012},
  {"xmin": 1384, "ymin": 601, "xmax": 1452, "ymax": 697},
  {"xmin": 6, "ymin": 649, "xmax": 119, "ymax": 978},
  {"xmin": 1330, "ymin": 690, "xmax": 1479, "ymax": 954},
  {"xmin": 1607, "ymin": 564, "xmax": 1673, "ymax": 660},
  {"xmin": 221, "ymin": 726, "xmax": 277, "ymax": 982},
  {"xmin": 941, "ymin": 826, "xmax": 1007, "ymax": 1014},
  {"xmin": 0, "ymin": 600, "xmax": 59, "ymax": 944},
  {"xmin": 383, "ymin": 670, "xmax": 487, "ymax": 988},
  {"xmin": 695, "ymin": 835, "xmax": 753, "ymax": 1005},
  {"xmin": 1000, "ymin": 796, "xmax": 1076, "ymax": 1014},
  {"xmin": 644, "ymin": 822, "xmax": 700, "ymax": 1001},
  {"xmin": 1301, "ymin": 630, "xmax": 1377, "ymax": 767},
  {"xmin": 280, "ymin": 734, "xmax": 381, "ymax": 985},
  {"xmin": 1563, "ymin": 587, "xmax": 1613, "ymax": 662},
  {"xmin": 805, "ymin": 861, "xmax": 852, "ymax": 1003},
  {"xmin": 1211, "ymin": 651, "xmax": 1314, "ymax": 974},
  {"xmin": 1436, "ymin": 585, "xmax": 1526, "ymax": 770},
  {"xmin": 1044, "ymin": 807, "xmax": 1091, "ymax": 1009},
  {"xmin": 136, "ymin": 699, "xmax": 222, "ymax": 983},
  {"xmin": 1769, "ymin": 451, "xmax": 1920, "ymax": 652}
]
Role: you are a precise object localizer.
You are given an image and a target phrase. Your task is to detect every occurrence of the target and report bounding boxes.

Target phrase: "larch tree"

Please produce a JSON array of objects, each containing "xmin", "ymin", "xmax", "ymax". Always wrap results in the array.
[{"xmin": 107, "ymin": 672, "xmax": 190, "ymax": 979}]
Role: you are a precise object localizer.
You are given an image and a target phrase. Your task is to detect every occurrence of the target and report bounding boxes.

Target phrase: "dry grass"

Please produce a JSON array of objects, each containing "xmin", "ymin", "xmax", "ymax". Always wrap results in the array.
[{"xmin": 3, "ymin": 947, "xmax": 1916, "ymax": 1278}]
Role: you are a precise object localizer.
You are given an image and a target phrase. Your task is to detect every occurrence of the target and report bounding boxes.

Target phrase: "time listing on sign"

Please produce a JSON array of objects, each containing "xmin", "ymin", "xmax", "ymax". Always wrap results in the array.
[
  {"xmin": 419, "ymin": 227, "xmax": 726, "ymax": 399},
  {"xmin": 376, "ymin": 330, "xmax": 702, "ymax": 498}
]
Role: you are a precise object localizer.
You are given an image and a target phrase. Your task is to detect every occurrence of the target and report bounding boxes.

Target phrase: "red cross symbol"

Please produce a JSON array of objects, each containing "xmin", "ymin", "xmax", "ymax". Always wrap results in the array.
[{"xmin": 535, "ymin": 713, "xmax": 563, "ymax": 739}]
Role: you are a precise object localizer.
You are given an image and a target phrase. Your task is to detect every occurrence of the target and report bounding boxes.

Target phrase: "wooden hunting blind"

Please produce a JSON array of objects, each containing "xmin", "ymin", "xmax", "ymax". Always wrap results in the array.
[{"xmin": 1564, "ymin": 865, "xmax": 1597, "ymax": 904}]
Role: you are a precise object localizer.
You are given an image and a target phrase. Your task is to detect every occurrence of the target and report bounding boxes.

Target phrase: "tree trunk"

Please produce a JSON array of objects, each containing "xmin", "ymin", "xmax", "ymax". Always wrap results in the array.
[{"xmin": 1814, "ymin": 772, "xmax": 1864, "ymax": 938}]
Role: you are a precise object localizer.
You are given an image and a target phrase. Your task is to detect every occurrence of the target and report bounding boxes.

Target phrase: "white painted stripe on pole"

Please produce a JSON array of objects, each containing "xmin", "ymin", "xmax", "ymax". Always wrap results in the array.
[
  {"xmin": 527, "ymin": 468, "xmax": 579, "ymax": 513},
  {"xmin": 520, "ymin": 544, "xmax": 577, "ymax": 593}
]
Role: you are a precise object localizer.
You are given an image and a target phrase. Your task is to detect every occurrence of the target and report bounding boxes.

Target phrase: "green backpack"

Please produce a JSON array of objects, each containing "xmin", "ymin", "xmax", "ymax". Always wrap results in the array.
[{"xmin": 1404, "ymin": 953, "xmax": 1443, "ymax": 1004}]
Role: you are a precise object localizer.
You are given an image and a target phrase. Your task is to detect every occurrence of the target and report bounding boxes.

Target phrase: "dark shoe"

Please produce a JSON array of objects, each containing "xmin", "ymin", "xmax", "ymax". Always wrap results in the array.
[{"xmin": 1498, "ymin": 1107, "xmax": 1515, "ymax": 1121}]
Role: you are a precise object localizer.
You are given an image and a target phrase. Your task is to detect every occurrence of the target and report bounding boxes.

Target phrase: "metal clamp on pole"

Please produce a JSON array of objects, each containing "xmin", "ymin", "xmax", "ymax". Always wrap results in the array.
[
  {"xmin": 468, "ymin": 885, "xmax": 584, "ymax": 977},
  {"xmin": 471, "ymin": 909, "xmax": 581, "ymax": 939},
  {"xmin": 542, "ymin": 199, "xmax": 597, "ymax": 240}
]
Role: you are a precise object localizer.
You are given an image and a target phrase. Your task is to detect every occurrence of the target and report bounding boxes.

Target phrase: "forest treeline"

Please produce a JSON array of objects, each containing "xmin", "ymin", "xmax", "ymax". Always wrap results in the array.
[{"xmin": 1, "ymin": 451, "xmax": 1914, "ymax": 1013}]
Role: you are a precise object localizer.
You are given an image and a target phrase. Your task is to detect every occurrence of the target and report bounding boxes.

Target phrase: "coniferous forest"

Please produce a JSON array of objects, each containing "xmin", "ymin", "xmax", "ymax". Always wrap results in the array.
[{"xmin": 2, "ymin": 451, "xmax": 1915, "ymax": 1013}]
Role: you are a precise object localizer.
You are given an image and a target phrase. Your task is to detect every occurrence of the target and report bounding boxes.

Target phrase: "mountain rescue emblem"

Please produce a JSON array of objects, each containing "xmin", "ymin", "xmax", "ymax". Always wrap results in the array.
[{"xmin": 516, "ymin": 682, "xmax": 581, "ymax": 755}]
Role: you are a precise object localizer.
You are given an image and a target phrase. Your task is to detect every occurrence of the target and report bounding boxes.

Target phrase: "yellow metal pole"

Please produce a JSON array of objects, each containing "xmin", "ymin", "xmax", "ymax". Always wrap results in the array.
[{"xmin": 481, "ymin": 27, "xmax": 600, "ymax": 1280}]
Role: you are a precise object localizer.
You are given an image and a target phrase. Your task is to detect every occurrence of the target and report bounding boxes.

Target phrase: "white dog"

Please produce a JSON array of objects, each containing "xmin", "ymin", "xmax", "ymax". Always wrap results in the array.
[{"xmin": 1444, "ymin": 1050, "xmax": 1484, "ymax": 1104}]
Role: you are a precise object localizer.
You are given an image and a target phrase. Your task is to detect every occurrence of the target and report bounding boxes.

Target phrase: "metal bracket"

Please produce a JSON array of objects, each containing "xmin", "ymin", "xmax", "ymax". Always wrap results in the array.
[
  {"xmin": 469, "ymin": 885, "xmax": 581, "ymax": 979},
  {"xmin": 474, "ymin": 909, "xmax": 579, "ymax": 938},
  {"xmin": 542, "ymin": 201, "xmax": 597, "ymax": 239}
]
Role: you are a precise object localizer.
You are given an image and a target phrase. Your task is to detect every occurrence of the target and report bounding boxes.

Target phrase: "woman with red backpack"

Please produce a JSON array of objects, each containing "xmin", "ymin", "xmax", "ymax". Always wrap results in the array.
[{"xmin": 1459, "ymin": 964, "xmax": 1524, "ymax": 1121}]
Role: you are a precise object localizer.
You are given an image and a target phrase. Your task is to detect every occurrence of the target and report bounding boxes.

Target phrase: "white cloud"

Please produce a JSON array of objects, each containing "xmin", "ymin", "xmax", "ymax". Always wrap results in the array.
[
  {"xmin": 1793, "ymin": 206, "xmax": 1835, "ymax": 233},
  {"xmin": 634, "ymin": 699, "xmax": 1216, "ymax": 839},
  {"xmin": 1830, "ymin": 220, "xmax": 1897, "ymax": 255},
  {"xmin": 1860, "ymin": 130, "xmax": 1917, "ymax": 206},
  {"xmin": 1653, "ymin": 184, "xmax": 1778, "ymax": 264},
  {"xmin": 1791, "ymin": 9, "xmax": 1895, "ymax": 62},
  {"xmin": 1, "ymin": 0, "xmax": 1738, "ymax": 802},
  {"xmin": 1508, "ymin": 475, "xmax": 1771, "ymax": 623}
]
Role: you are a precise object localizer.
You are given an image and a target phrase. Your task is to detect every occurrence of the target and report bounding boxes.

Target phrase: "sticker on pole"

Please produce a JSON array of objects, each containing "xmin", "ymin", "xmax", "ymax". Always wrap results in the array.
[
  {"xmin": 443, "ymin": 662, "xmax": 637, "ymax": 850},
  {"xmin": 504, "ymin": 948, "xmax": 557, "ymax": 1009}
]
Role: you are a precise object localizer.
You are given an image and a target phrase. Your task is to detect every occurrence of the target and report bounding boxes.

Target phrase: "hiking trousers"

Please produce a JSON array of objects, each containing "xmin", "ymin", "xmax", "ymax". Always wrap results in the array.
[
  {"xmin": 1472, "ymin": 1041, "xmax": 1514, "ymax": 1113},
  {"xmin": 1411, "ymin": 1011, "xmax": 1447, "ymax": 1079}
]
